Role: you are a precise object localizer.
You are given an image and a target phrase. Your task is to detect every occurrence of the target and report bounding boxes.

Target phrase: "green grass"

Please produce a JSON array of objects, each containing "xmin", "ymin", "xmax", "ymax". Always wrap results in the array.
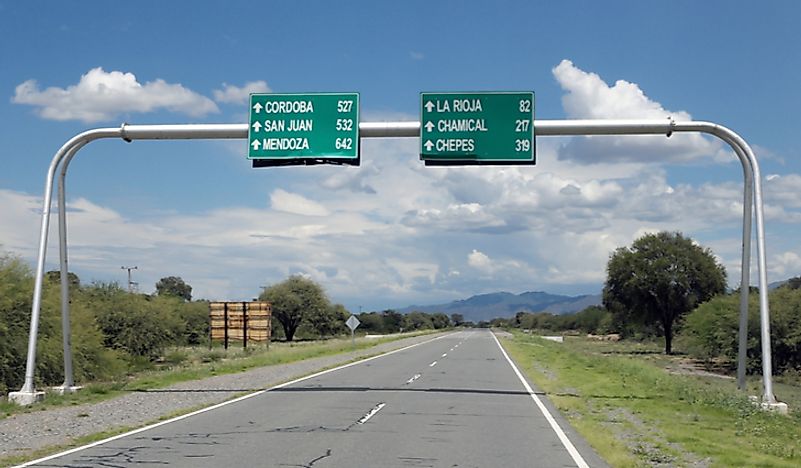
[{"xmin": 502, "ymin": 332, "xmax": 801, "ymax": 467}]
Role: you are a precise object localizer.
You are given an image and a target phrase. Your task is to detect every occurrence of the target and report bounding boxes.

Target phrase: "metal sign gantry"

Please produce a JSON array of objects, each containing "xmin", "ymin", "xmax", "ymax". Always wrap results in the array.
[{"xmin": 9, "ymin": 118, "xmax": 776, "ymax": 409}]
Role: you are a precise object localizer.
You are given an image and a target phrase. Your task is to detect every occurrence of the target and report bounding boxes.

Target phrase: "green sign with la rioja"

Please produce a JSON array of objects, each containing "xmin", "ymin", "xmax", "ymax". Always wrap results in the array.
[{"xmin": 420, "ymin": 92, "xmax": 534, "ymax": 165}]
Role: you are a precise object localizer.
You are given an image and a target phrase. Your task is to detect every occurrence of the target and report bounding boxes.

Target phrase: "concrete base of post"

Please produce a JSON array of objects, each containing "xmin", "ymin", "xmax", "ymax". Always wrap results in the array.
[
  {"xmin": 8, "ymin": 390, "xmax": 45, "ymax": 406},
  {"xmin": 51, "ymin": 385, "xmax": 83, "ymax": 395},
  {"xmin": 749, "ymin": 395, "xmax": 789, "ymax": 415}
]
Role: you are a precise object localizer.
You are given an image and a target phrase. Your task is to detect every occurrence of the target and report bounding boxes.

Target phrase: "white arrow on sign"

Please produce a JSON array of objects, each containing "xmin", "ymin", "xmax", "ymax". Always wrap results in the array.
[
  {"xmin": 424, "ymin": 140, "xmax": 434, "ymax": 151},
  {"xmin": 252, "ymin": 102, "xmax": 263, "ymax": 114},
  {"xmin": 346, "ymin": 315, "xmax": 361, "ymax": 331},
  {"xmin": 424, "ymin": 101, "xmax": 435, "ymax": 112},
  {"xmin": 251, "ymin": 139, "xmax": 261, "ymax": 150},
  {"xmin": 424, "ymin": 121, "xmax": 434, "ymax": 132},
  {"xmin": 252, "ymin": 121, "xmax": 262, "ymax": 132}
]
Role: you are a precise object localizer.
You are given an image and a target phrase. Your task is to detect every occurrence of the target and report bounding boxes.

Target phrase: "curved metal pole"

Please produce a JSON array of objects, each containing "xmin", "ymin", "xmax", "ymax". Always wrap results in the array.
[
  {"xmin": 17, "ymin": 128, "xmax": 121, "ymax": 394},
  {"xmin": 50, "ymin": 124, "xmax": 249, "ymax": 393},
  {"xmin": 676, "ymin": 122, "xmax": 773, "ymax": 401}
]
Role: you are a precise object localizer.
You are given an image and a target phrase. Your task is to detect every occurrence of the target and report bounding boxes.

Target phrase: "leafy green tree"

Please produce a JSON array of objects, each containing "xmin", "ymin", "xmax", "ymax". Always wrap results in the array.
[
  {"xmin": 357, "ymin": 311, "xmax": 385, "ymax": 333},
  {"xmin": 450, "ymin": 313, "xmax": 465, "ymax": 326},
  {"xmin": 90, "ymin": 284, "xmax": 182, "ymax": 359},
  {"xmin": 259, "ymin": 275, "xmax": 330, "ymax": 341},
  {"xmin": 155, "ymin": 276, "xmax": 192, "ymax": 301},
  {"xmin": 431, "ymin": 312, "xmax": 451, "ymax": 329},
  {"xmin": 381, "ymin": 309, "xmax": 403, "ymax": 333},
  {"xmin": 403, "ymin": 311, "xmax": 434, "ymax": 330},
  {"xmin": 573, "ymin": 306, "xmax": 612, "ymax": 334},
  {"xmin": 783, "ymin": 276, "xmax": 801, "ymax": 290},
  {"xmin": 45, "ymin": 270, "xmax": 81, "ymax": 289},
  {"xmin": 678, "ymin": 288, "xmax": 801, "ymax": 374},
  {"xmin": 603, "ymin": 231, "xmax": 726, "ymax": 354},
  {"xmin": 306, "ymin": 302, "xmax": 347, "ymax": 338}
]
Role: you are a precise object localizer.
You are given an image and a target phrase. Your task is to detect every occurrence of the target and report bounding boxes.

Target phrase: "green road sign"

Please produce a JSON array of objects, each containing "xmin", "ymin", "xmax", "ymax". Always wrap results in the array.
[
  {"xmin": 420, "ymin": 92, "xmax": 534, "ymax": 165},
  {"xmin": 249, "ymin": 93, "xmax": 359, "ymax": 165}
]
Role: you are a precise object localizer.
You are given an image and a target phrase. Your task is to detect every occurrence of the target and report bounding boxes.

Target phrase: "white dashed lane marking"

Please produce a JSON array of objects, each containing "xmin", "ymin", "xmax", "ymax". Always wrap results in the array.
[
  {"xmin": 429, "ymin": 361, "xmax": 438, "ymax": 367},
  {"xmin": 405, "ymin": 373, "xmax": 421, "ymax": 384},
  {"xmin": 357, "ymin": 403, "xmax": 386, "ymax": 425}
]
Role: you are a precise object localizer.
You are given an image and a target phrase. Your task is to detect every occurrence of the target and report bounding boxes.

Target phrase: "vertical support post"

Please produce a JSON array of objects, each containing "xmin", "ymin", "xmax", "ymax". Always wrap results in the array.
[
  {"xmin": 243, "ymin": 302, "xmax": 248, "ymax": 349},
  {"xmin": 58, "ymin": 167, "xmax": 75, "ymax": 389},
  {"xmin": 737, "ymin": 174, "xmax": 753, "ymax": 390},
  {"xmin": 224, "ymin": 303, "xmax": 229, "ymax": 350}
]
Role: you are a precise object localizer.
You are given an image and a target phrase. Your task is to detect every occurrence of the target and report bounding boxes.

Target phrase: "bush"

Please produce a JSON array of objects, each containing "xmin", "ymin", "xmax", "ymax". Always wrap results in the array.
[
  {"xmin": 679, "ymin": 288, "xmax": 801, "ymax": 373},
  {"xmin": 88, "ymin": 288, "xmax": 183, "ymax": 360}
]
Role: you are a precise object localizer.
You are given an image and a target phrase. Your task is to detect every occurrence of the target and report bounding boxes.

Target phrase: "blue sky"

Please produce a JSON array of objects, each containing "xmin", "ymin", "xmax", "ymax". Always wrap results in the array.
[{"xmin": 1, "ymin": 1, "xmax": 800, "ymax": 311}]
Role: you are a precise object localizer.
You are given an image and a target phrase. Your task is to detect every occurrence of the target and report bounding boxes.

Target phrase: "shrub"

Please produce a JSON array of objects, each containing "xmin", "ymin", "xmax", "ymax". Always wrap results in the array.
[{"xmin": 679, "ymin": 288, "xmax": 801, "ymax": 373}]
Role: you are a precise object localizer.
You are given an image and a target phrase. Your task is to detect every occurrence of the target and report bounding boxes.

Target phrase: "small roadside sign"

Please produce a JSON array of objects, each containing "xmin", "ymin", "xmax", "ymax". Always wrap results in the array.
[{"xmin": 346, "ymin": 315, "xmax": 361, "ymax": 331}]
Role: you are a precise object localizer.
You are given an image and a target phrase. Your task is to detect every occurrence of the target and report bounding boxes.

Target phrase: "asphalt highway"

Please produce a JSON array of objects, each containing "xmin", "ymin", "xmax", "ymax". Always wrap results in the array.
[{"xmin": 27, "ymin": 330, "xmax": 607, "ymax": 467}]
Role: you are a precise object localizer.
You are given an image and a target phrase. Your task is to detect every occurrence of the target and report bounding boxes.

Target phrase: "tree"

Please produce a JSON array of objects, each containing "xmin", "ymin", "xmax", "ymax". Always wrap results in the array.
[
  {"xmin": 450, "ymin": 313, "xmax": 465, "ymax": 326},
  {"xmin": 783, "ymin": 276, "xmax": 801, "ymax": 290},
  {"xmin": 381, "ymin": 309, "xmax": 403, "ymax": 333},
  {"xmin": 259, "ymin": 275, "xmax": 329, "ymax": 341},
  {"xmin": 403, "ymin": 311, "xmax": 434, "ymax": 330},
  {"xmin": 431, "ymin": 312, "xmax": 451, "ymax": 329},
  {"xmin": 603, "ymin": 231, "xmax": 726, "ymax": 354},
  {"xmin": 155, "ymin": 276, "xmax": 192, "ymax": 301},
  {"xmin": 45, "ymin": 270, "xmax": 81, "ymax": 289}
]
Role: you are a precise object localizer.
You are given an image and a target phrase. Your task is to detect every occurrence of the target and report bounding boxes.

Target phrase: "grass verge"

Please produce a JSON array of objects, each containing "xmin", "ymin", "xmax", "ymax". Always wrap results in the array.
[{"xmin": 501, "ymin": 332, "xmax": 801, "ymax": 467}]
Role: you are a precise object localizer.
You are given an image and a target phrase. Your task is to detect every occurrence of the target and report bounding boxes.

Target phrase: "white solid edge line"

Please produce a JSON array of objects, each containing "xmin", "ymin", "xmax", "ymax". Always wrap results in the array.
[
  {"xmin": 14, "ymin": 332, "xmax": 460, "ymax": 468},
  {"xmin": 491, "ymin": 332, "xmax": 590, "ymax": 468}
]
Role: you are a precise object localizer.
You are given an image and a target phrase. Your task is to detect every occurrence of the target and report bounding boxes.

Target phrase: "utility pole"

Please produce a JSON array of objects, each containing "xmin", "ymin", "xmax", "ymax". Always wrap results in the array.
[{"xmin": 121, "ymin": 266, "xmax": 138, "ymax": 293}]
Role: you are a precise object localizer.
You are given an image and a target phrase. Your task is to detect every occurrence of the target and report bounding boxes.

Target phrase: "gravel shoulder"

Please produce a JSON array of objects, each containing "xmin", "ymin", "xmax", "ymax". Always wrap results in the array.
[{"xmin": 0, "ymin": 332, "xmax": 449, "ymax": 464}]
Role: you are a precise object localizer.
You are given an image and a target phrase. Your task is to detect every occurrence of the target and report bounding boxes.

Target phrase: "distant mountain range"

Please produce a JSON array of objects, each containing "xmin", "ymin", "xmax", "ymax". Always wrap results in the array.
[{"xmin": 398, "ymin": 291, "xmax": 602, "ymax": 323}]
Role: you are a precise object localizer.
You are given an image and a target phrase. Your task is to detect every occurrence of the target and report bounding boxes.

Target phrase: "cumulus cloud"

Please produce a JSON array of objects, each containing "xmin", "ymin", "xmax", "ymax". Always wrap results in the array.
[
  {"xmin": 770, "ymin": 251, "xmax": 801, "ymax": 279},
  {"xmin": 402, "ymin": 203, "xmax": 509, "ymax": 233},
  {"xmin": 12, "ymin": 67, "xmax": 219, "ymax": 122},
  {"xmin": 467, "ymin": 249, "xmax": 493, "ymax": 271},
  {"xmin": 213, "ymin": 80, "xmax": 271, "ymax": 104},
  {"xmin": 552, "ymin": 59, "xmax": 725, "ymax": 164},
  {"xmin": 269, "ymin": 189, "xmax": 330, "ymax": 216}
]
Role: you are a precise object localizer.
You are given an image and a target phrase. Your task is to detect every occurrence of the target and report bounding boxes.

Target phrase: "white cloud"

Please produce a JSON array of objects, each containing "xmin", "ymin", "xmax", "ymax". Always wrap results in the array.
[
  {"xmin": 213, "ymin": 80, "xmax": 271, "ymax": 104},
  {"xmin": 12, "ymin": 67, "xmax": 219, "ymax": 122},
  {"xmin": 554, "ymin": 60, "xmax": 682, "ymax": 120},
  {"xmin": 770, "ymin": 251, "xmax": 801, "ymax": 279},
  {"xmin": 467, "ymin": 249, "xmax": 493, "ymax": 271},
  {"xmin": 552, "ymin": 59, "xmax": 726, "ymax": 164},
  {"xmin": 764, "ymin": 174, "xmax": 801, "ymax": 209},
  {"xmin": 269, "ymin": 189, "xmax": 330, "ymax": 216}
]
